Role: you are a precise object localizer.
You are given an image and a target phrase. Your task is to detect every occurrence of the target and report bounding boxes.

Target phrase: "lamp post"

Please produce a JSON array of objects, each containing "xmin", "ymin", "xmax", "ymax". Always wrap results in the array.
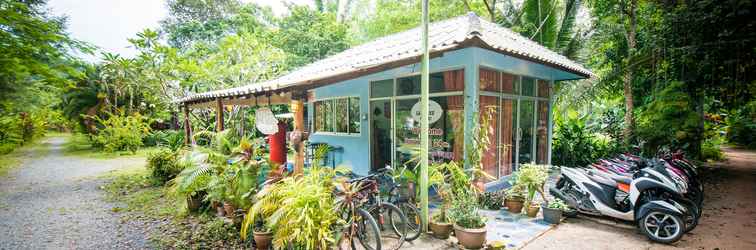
[{"xmin": 419, "ymin": 0, "xmax": 430, "ymax": 233}]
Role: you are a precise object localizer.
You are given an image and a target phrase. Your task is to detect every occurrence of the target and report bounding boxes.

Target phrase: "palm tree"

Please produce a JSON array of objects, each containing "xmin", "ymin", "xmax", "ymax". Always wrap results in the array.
[{"xmin": 498, "ymin": 0, "xmax": 584, "ymax": 60}]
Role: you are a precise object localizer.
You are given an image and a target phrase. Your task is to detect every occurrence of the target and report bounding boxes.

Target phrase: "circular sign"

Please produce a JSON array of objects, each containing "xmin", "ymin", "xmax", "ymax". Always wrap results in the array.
[
  {"xmin": 255, "ymin": 108, "xmax": 279, "ymax": 135},
  {"xmin": 411, "ymin": 100, "xmax": 443, "ymax": 124}
]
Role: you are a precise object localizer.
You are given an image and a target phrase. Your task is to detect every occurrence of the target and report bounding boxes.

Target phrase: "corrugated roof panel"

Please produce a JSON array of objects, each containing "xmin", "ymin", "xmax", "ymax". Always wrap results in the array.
[{"xmin": 179, "ymin": 13, "xmax": 593, "ymax": 103}]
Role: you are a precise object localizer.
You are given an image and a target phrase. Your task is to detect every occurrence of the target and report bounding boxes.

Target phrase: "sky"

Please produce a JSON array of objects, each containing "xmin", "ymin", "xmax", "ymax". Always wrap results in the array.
[{"xmin": 47, "ymin": 0, "xmax": 312, "ymax": 61}]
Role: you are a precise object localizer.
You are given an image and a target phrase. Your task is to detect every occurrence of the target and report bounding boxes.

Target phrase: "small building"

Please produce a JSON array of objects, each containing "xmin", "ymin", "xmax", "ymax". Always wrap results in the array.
[{"xmin": 177, "ymin": 13, "xmax": 592, "ymax": 183}]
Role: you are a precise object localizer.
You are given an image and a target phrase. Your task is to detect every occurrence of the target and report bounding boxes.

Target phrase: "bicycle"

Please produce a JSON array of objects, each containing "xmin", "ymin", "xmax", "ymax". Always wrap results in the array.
[
  {"xmin": 350, "ymin": 168, "xmax": 408, "ymax": 250},
  {"xmin": 384, "ymin": 166, "xmax": 423, "ymax": 241},
  {"xmin": 334, "ymin": 178, "xmax": 382, "ymax": 250}
]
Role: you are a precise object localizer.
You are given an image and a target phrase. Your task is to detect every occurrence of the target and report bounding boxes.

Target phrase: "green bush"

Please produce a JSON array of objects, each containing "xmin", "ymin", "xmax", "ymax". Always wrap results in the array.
[
  {"xmin": 552, "ymin": 113, "xmax": 620, "ymax": 167},
  {"xmin": 91, "ymin": 112, "xmax": 150, "ymax": 153},
  {"xmin": 144, "ymin": 130, "xmax": 185, "ymax": 151},
  {"xmin": 636, "ymin": 81, "xmax": 702, "ymax": 157},
  {"xmin": 725, "ymin": 101, "xmax": 756, "ymax": 149},
  {"xmin": 0, "ymin": 111, "xmax": 49, "ymax": 155},
  {"xmin": 147, "ymin": 148, "xmax": 182, "ymax": 184}
]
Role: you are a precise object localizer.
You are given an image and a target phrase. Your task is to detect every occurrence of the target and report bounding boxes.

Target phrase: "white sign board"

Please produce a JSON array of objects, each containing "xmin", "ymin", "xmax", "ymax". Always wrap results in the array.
[
  {"xmin": 255, "ymin": 108, "xmax": 279, "ymax": 135},
  {"xmin": 411, "ymin": 100, "xmax": 443, "ymax": 124}
]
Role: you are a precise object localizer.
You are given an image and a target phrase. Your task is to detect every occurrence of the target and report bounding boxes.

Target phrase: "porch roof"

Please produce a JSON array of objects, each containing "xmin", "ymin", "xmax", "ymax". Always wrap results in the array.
[{"xmin": 177, "ymin": 12, "xmax": 593, "ymax": 104}]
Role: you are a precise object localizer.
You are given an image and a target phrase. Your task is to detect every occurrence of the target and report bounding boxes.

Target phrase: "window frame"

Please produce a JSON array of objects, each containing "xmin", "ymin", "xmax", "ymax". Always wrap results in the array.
[{"xmin": 312, "ymin": 96, "xmax": 361, "ymax": 136}]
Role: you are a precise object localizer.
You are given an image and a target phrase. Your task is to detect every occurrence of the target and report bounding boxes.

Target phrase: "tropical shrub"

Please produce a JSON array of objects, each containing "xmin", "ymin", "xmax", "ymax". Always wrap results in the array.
[
  {"xmin": 0, "ymin": 111, "xmax": 49, "ymax": 154},
  {"xmin": 241, "ymin": 166, "xmax": 347, "ymax": 249},
  {"xmin": 91, "ymin": 112, "xmax": 150, "ymax": 153},
  {"xmin": 725, "ymin": 100, "xmax": 756, "ymax": 149},
  {"xmin": 146, "ymin": 148, "xmax": 182, "ymax": 184},
  {"xmin": 514, "ymin": 164, "xmax": 549, "ymax": 207},
  {"xmin": 552, "ymin": 113, "xmax": 619, "ymax": 167},
  {"xmin": 636, "ymin": 81, "xmax": 702, "ymax": 157},
  {"xmin": 447, "ymin": 188, "xmax": 486, "ymax": 229},
  {"xmin": 145, "ymin": 130, "xmax": 185, "ymax": 151}
]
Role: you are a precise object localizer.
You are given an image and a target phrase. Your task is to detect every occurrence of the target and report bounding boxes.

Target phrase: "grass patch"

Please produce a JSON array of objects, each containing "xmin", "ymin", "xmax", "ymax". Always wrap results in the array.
[
  {"xmin": 63, "ymin": 133, "xmax": 157, "ymax": 159},
  {"xmin": 102, "ymin": 166, "xmax": 245, "ymax": 248},
  {"xmin": 0, "ymin": 137, "xmax": 50, "ymax": 177}
]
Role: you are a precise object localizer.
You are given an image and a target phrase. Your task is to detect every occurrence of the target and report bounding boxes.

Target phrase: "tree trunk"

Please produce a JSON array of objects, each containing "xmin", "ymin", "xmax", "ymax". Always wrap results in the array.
[{"xmin": 623, "ymin": 0, "xmax": 638, "ymax": 143}]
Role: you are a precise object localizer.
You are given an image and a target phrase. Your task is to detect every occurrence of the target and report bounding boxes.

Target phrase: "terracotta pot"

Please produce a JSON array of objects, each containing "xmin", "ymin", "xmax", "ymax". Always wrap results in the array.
[
  {"xmin": 505, "ymin": 199, "xmax": 524, "ymax": 214},
  {"xmin": 526, "ymin": 204, "xmax": 540, "ymax": 217},
  {"xmin": 429, "ymin": 220, "xmax": 453, "ymax": 239},
  {"xmin": 542, "ymin": 206, "xmax": 563, "ymax": 224},
  {"xmin": 253, "ymin": 231, "xmax": 273, "ymax": 250},
  {"xmin": 453, "ymin": 224, "xmax": 487, "ymax": 249},
  {"xmin": 223, "ymin": 202, "xmax": 235, "ymax": 218},
  {"xmin": 186, "ymin": 193, "xmax": 205, "ymax": 212}
]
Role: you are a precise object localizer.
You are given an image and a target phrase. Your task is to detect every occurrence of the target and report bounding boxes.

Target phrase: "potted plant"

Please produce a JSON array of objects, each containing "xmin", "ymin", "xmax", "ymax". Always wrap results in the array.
[
  {"xmin": 543, "ymin": 198, "xmax": 568, "ymax": 224},
  {"xmin": 429, "ymin": 211, "xmax": 453, "ymax": 239},
  {"xmin": 504, "ymin": 185, "xmax": 525, "ymax": 213},
  {"xmin": 449, "ymin": 192, "xmax": 487, "ymax": 249},
  {"xmin": 251, "ymin": 219, "xmax": 272, "ymax": 250},
  {"xmin": 517, "ymin": 164, "xmax": 549, "ymax": 217}
]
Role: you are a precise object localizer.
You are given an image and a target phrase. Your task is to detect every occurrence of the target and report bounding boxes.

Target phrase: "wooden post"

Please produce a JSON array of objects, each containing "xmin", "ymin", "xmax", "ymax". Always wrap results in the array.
[
  {"xmin": 216, "ymin": 98, "xmax": 224, "ymax": 132},
  {"xmin": 291, "ymin": 98, "xmax": 305, "ymax": 176},
  {"xmin": 183, "ymin": 104, "xmax": 193, "ymax": 145}
]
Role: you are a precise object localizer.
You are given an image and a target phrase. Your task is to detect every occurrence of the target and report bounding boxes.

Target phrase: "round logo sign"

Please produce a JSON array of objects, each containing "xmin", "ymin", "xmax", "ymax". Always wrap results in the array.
[
  {"xmin": 255, "ymin": 108, "xmax": 279, "ymax": 135},
  {"xmin": 411, "ymin": 100, "xmax": 443, "ymax": 124}
]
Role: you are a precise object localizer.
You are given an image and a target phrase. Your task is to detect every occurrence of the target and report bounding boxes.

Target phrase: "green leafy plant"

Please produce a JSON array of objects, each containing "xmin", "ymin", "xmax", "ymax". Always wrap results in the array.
[
  {"xmin": 240, "ymin": 166, "xmax": 348, "ymax": 249},
  {"xmin": 90, "ymin": 111, "xmax": 150, "ymax": 153},
  {"xmin": 478, "ymin": 190, "xmax": 505, "ymax": 210},
  {"xmin": 447, "ymin": 188, "xmax": 486, "ymax": 229},
  {"xmin": 146, "ymin": 148, "xmax": 182, "ymax": 184},
  {"xmin": 505, "ymin": 184, "xmax": 526, "ymax": 201},
  {"xmin": 515, "ymin": 164, "xmax": 549, "ymax": 207},
  {"xmin": 547, "ymin": 198, "xmax": 569, "ymax": 210}
]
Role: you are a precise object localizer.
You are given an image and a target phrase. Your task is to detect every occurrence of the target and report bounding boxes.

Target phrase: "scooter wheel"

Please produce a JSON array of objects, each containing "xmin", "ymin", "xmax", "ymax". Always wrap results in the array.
[{"xmin": 639, "ymin": 209, "xmax": 685, "ymax": 244}]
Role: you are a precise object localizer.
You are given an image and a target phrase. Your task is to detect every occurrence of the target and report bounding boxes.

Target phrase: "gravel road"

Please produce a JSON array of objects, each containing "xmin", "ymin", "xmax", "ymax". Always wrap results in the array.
[{"xmin": 0, "ymin": 136, "xmax": 149, "ymax": 249}]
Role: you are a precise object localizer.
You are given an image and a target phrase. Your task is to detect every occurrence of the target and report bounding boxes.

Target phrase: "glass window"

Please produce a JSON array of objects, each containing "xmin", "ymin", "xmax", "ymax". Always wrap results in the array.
[
  {"xmin": 537, "ymin": 79, "xmax": 551, "ymax": 98},
  {"xmin": 334, "ymin": 98, "xmax": 348, "ymax": 133},
  {"xmin": 393, "ymin": 96, "xmax": 465, "ymax": 166},
  {"xmin": 521, "ymin": 77, "xmax": 536, "ymax": 96},
  {"xmin": 348, "ymin": 97, "xmax": 360, "ymax": 133},
  {"xmin": 502, "ymin": 73, "xmax": 518, "ymax": 94},
  {"xmin": 371, "ymin": 79, "xmax": 393, "ymax": 98},
  {"xmin": 314, "ymin": 100, "xmax": 333, "ymax": 132},
  {"xmin": 479, "ymin": 68, "xmax": 500, "ymax": 92},
  {"xmin": 396, "ymin": 75, "xmax": 420, "ymax": 95},
  {"xmin": 314, "ymin": 97, "xmax": 360, "ymax": 134},
  {"xmin": 479, "ymin": 95, "xmax": 499, "ymax": 179},
  {"xmin": 430, "ymin": 69, "xmax": 464, "ymax": 93}
]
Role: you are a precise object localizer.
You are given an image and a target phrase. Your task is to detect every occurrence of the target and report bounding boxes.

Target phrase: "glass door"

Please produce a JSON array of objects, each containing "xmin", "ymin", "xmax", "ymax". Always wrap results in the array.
[
  {"xmin": 370, "ymin": 100, "xmax": 392, "ymax": 171},
  {"xmin": 499, "ymin": 98, "xmax": 517, "ymax": 176},
  {"xmin": 517, "ymin": 99, "xmax": 535, "ymax": 165}
]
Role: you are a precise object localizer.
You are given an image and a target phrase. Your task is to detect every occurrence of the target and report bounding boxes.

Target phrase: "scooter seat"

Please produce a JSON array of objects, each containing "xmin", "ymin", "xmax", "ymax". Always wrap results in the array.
[
  {"xmin": 590, "ymin": 169, "xmax": 632, "ymax": 185},
  {"xmin": 587, "ymin": 172, "xmax": 617, "ymax": 187}
]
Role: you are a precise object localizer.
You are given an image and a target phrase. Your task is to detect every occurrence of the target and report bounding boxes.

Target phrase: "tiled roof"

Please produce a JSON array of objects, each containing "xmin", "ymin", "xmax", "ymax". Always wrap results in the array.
[{"xmin": 179, "ymin": 12, "xmax": 593, "ymax": 103}]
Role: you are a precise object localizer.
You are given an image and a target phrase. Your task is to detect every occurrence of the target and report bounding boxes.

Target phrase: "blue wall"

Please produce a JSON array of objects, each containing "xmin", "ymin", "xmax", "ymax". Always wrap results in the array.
[{"xmin": 308, "ymin": 47, "xmax": 580, "ymax": 175}]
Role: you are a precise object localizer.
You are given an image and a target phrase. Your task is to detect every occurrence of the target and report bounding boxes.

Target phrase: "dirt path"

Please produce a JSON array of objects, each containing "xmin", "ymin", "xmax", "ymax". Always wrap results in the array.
[
  {"xmin": 0, "ymin": 136, "xmax": 149, "ymax": 249},
  {"xmin": 523, "ymin": 147, "xmax": 756, "ymax": 250}
]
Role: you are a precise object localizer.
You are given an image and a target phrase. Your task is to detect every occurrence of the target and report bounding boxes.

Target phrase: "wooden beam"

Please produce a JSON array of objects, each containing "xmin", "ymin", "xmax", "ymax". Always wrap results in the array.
[
  {"xmin": 183, "ymin": 105, "xmax": 193, "ymax": 145},
  {"xmin": 291, "ymin": 99, "xmax": 305, "ymax": 176},
  {"xmin": 215, "ymin": 98, "xmax": 224, "ymax": 132}
]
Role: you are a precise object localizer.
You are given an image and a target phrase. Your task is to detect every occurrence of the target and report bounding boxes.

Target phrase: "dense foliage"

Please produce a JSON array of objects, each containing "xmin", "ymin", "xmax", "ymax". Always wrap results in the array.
[{"xmin": 147, "ymin": 148, "xmax": 183, "ymax": 184}]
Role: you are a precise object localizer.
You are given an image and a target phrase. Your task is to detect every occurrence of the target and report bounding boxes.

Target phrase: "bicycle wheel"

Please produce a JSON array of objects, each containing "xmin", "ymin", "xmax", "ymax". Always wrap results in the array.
[
  {"xmin": 352, "ymin": 208, "xmax": 381, "ymax": 250},
  {"xmin": 374, "ymin": 202, "xmax": 407, "ymax": 250},
  {"xmin": 397, "ymin": 202, "xmax": 422, "ymax": 241}
]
